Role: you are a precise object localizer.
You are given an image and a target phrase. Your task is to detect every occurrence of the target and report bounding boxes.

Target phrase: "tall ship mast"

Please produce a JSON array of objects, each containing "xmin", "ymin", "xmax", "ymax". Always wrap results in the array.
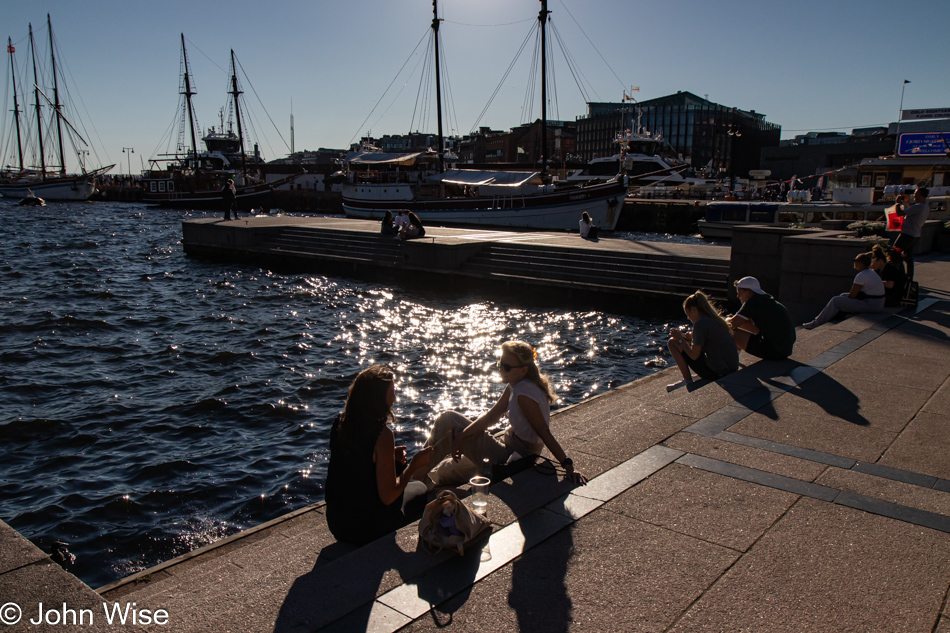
[{"xmin": 0, "ymin": 16, "xmax": 113, "ymax": 200}]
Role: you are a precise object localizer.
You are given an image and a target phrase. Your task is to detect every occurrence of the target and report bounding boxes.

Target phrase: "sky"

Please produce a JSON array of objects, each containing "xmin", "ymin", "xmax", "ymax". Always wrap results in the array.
[{"xmin": 2, "ymin": 0, "xmax": 949, "ymax": 175}]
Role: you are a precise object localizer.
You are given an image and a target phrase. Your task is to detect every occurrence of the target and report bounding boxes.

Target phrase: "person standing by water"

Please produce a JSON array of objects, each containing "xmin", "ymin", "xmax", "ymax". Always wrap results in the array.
[
  {"xmin": 892, "ymin": 187, "xmax": 929, "ymax": 281},
  {"xmin": 666, "ymin": 291, "xmax": 739, "ymax": 392},
  {"xmin": 417, "ymin": 340, "xmax": 587, "ymax": 487},
  {"xmin": 324, "ymin": 365, "xmax": 433, "ymax": 545},
  {"xmin": 727, "ymin": 277, "xmax": 796, "ymax": 360},
  {"xmin": 221, "ymin": 179, "xmax": 237, "ymax": 221}
]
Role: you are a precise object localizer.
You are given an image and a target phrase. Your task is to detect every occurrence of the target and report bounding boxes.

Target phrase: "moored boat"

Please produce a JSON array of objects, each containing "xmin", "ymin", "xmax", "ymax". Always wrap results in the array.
[
  {"xmin": 0, "ymin": 19, "xmax": 113, "ymax": 200},
  {"xmin": 342, "ymin": 0, "xmax": 626, "ymax": 231},
  {"xmin": 141, "ymin": 37, "xmax": 302, "ymax": 210}
]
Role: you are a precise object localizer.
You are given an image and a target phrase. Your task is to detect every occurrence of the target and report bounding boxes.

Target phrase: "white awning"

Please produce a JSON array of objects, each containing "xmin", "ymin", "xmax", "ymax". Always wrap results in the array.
[
  {"xmin": 345, "ymin": 151, "xmax": 427, "ymax": 166},
  {"xmin": 429, "ymin": 169, "xmax": 541, "ymax": 187}
]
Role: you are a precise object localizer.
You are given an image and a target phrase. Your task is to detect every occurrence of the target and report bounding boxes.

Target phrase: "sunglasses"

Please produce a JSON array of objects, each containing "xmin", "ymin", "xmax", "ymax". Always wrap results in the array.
[{"xmin": 497, "ymin": 361, "xmax": 527, "ymax": 372}]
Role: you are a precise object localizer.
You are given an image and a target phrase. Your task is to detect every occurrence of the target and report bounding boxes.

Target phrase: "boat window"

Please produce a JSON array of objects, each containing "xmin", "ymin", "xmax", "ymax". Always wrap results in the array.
[
  {"xmin": 158, "ymin": 181, "xmax": 166, "ymax": 192},
  {"xmin": 777, "ymin": 212, "xmax": 799, "ymax": 222},
  {"xmin": 721, "ymin": 208, "xmax": 747, "ymax": 221},
  {"xmin": 806, "ymin": 212, "xmax": 832, "ymax": 223},
  {"xmin": 149, "ymin": 182, "xmax": 157, "ymax": 192},
  {"xmin": 749, "ymin": 209, "xmax": 776, "ymax": 222},
  {"xmin": 168, "ymin": 182, "xmax": 174, "ymax": 192}
]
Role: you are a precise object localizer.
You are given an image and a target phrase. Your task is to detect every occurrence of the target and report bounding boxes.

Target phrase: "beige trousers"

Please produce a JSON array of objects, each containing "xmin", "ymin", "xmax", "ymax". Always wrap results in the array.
[{"xmin": 420, "ymin": 410, "xmax": 544, "ymax": 486}]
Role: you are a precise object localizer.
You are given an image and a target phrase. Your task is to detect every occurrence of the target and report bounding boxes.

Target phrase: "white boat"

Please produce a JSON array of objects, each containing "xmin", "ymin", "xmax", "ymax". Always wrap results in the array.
[
  {"xmin": 342, "ymin": 0, "xmax": 626, "ymax": 231},
  {"xmin": 0, "ymin": 18, "xmax": 113, "ymax": 200},
  {"xmin": 343, "ymin": 152, "xmax": 626, "ymax": 230}
]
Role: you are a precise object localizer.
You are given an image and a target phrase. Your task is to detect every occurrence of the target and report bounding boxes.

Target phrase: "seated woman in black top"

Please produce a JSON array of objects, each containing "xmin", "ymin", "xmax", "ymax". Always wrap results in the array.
[
  {"xmin": 380, "ymin": 210, "xmax": 398, "ymax": 236},
  {"xmin": 324, "ymin": 365, "xmax": 433, "ymax": 545},
  {"xmin": 870, "ymin": 244, "xmax": 906, "ymax": 307}
]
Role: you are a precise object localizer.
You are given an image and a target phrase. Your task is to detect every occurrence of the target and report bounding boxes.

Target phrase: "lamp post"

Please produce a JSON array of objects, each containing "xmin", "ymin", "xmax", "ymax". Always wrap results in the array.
[
  {"xmin": 727, "ymin": 124, "xmax": 741, "ymax": 194},
  {"xmin": 122, "ymin": 147, "xmax": 134, "ymax": 178},
  {"xmin": 894, "ymin": 80, "xmax": 910, "ymax": 156}
]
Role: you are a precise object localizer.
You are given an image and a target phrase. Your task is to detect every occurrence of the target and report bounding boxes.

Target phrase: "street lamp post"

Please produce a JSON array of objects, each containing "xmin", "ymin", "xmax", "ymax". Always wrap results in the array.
[
  {"xmin": 122, "ymin": 147, "xmax": 134, "ymax": 179},
  {"xmin": 894, "ymin": 80, "xmax": 910, "ymax": 156},
  {"xmin": 727, "ymin": 124, "xmax": 741, "ymax": 194}
]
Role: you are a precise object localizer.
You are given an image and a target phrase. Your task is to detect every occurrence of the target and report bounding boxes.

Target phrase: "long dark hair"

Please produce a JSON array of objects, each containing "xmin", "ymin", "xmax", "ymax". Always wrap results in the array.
[{"xmin": 338, "ymin": 365, "xmax": 395, "ymax": 452}]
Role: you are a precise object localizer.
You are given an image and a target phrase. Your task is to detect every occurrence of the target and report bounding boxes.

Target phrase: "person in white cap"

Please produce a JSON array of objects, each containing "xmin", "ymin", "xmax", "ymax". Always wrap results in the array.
[{"xmin": 726, "ymin": 277, "xmax": 796, "ymax": 360}]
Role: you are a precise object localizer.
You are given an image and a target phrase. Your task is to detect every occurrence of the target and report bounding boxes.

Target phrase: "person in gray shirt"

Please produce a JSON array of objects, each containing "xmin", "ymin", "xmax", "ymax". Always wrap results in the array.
[
  {"xmin": 893, "ymin": 186, "xmax": 930, "ymax": 281},
  {"xmin": 667, "ymin": 291, "xmax": 740, "ymax": 392}
]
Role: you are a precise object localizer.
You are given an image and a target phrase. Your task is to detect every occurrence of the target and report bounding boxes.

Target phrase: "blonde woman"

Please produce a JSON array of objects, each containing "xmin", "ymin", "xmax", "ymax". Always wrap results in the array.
[
  {"xmin": 667, "ymin": 291, "xmax": 739, "ymax": 392},
  {"xmin": 419, "ymin": 340, "xmax": 586, "ymax": 486}
]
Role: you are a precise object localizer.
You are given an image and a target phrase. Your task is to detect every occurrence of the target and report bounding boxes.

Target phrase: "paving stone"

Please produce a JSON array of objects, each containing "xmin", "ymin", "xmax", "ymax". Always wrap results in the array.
[
  {"xmin": 730, "ymin": 410, "xmax": 898, "ymax": 464},
  {"xmin": 377, "ymin": 508, "xmax": 571, "ymax": 620},
  {"xmin": 834, "ymin": 491, "xmax": 950, "ymax": 533},
  {"xmin": 643, "ymin": 379, "xmax": 754, "ymax": 419},
  {"xmin": 669, "ymin": 497, "xmax": 950, "ymax": 633},
  {"xmin": 572, "ymin": 445, "xmax": 683, "ymax": 503},
  {"xmin": 851, "ymin": 461, "xmax": 938, "ymax": 488},
  {"xmin": 880, "ymin": 411, "xmax": 950, "ymax": 481},
  {"xmin": 806, "ymin": 349, "xmax": 848, "ymax": 369},
  {"xmin": 683, "ymin": 406, "xmax": 752, "ymax": 437},
  {"xmin": 662, "ymin": 432, "xmax": 828, "ymax": 482},
  {"xmin": 0, "ymin": 561, "xmax": 146, "ymax": 633},
  {"xmin": 714, "ymin": 430, "xmax": 856, "ymax": 469},
  {"xmin": 570, "ymin": 408, "xmax": 695, "ymax": 462},
  {"xmin": 788, "ymin": 328, "xmax": 855, "ymax": 363},
  {"xmin": 824, "ymin": 352, "xmax": 950, "ymax": 392},
  {"xmin": 318, "ymin": 601, "xmax": 409, "ymax": 633},
  {"xmin": 922, "ymin": 380, "xmax": 950, "ymax": 416},
  {"xmin": 817, "ymin": 467, "xmax": 950, "ymax": 519},
  {"xmin": 827, "ymin": 312, "xmax": 893, "ymax": 333},
  {"xmin": 765, "ymin": 375, "xmax": 930, "ymax": 431},
  {"xmin": 860, "ymin": 331, "xmax": 950, "ymax": 361},
  {"xmin": 398, "ymin": 509, "xmax": 739, "ymax": 633},
  {"xmin": 676, "ymin": 454, "xmax": 838, "ymax": 502},
  {"xmin": 610, "ymin": 462, "xmax": 800, "ymax": 551},
  {"xmin": 0, "ymin": 520, "xmax": 49, "ymax": 575}
]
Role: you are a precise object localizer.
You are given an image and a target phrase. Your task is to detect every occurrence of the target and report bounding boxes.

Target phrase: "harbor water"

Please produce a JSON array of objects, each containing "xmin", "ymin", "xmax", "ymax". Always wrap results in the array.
[{"xmin": 0, "ymin": 200, "xmax": 684, "ymax": 588}]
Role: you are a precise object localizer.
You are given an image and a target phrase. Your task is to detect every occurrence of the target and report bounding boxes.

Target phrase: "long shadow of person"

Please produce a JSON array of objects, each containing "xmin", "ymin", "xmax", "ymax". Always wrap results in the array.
[
  {"xmin": 507, "ymin": 521, "xmax": 574, "ymax": 633},
  {"xmin": 273, "ymin": 529, "xmax": 446, "ymax": 632},
  {"xmin": 766, "ymin": 370, "xmax": 870, "ymax": 426}
]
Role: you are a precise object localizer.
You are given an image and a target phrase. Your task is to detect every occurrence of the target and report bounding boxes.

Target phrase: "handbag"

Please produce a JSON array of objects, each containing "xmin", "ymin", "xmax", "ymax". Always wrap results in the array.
[
  {"xmin": 900, "ymin": 279, "xmax": 919, "ymax": 308},
  {"xmin": 418, "ymin": 490, "xmax": 491, "ymax": 555}
]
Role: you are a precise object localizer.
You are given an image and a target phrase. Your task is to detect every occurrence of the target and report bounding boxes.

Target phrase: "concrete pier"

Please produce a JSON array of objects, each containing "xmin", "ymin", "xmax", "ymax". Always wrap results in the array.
[
  {"xmin": 181, "ymin": 216, "xmax": 732, "ymax": 304},
  {"xmin": 3, "ymin": 253, "xmax": 949, "ymax": 632}
]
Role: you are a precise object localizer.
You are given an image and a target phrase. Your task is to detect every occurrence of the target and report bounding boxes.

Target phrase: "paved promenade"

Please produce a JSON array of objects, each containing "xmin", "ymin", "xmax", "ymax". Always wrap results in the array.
[{"xmin": 2, "ymin": 253, "xmax": 949, "ymax": 632}]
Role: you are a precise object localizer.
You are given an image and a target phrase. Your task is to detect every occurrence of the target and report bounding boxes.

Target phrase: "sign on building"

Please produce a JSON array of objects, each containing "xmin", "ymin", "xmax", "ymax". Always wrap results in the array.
[
  {"xmin": 897, "ymin": 132, "xmax": 950, "ymax": 156},
  {"xmin": 900, "ymin": 108, "xmax": 950, "ymax": 121}
]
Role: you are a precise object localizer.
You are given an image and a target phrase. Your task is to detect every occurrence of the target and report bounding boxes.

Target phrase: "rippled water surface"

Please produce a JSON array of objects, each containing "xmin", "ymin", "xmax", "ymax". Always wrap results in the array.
[{"xmin": 0, "ymin": 201, "xmax": 682, "ymax": 587}]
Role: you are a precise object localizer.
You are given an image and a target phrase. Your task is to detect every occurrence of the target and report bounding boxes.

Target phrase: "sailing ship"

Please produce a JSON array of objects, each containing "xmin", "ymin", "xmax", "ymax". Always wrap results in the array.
[
  {"xmin": 341, "ymin": 0, "xmax": 627, "ymax": 231},
  {"xmin": 141, "ymin": 36, "xmax": 301, "ymax": 209},
  {"xmin": 0, "ymin": 16, "xmax": 113, "ymax": 201}
]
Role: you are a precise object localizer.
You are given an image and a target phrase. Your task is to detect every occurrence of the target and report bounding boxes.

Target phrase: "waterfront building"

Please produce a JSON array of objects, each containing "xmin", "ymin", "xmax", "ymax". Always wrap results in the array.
[
  {"xmin": 761, "ymin": 118, "xmax": 950, "ymax": 183},
  {"xmin": 457, "ymin": 120, "xmax": 577, "ymax": 167},
  {"xmin": 575, "ymin": 92, "xmax": 781, "ymax": 179}
]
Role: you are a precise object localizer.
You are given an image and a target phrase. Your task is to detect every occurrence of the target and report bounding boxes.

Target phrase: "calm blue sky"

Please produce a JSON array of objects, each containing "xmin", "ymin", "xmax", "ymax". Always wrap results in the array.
[{"xmin": 3, "ymin": 0, "xmax": 948, "ymax": 173}]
